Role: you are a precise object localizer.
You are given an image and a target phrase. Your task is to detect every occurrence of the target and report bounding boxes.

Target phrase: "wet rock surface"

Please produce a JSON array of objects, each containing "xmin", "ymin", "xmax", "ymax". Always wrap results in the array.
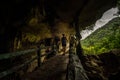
[{"xmin": 83, "ymin": 49, "xmax": 120, "ymax": 80}]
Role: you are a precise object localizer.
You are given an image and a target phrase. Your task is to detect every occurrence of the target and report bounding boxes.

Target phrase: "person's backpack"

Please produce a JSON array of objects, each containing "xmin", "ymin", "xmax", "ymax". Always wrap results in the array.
[{"xmin": 62, "ymin": 37, "xmax": 66, "ymax": 44}]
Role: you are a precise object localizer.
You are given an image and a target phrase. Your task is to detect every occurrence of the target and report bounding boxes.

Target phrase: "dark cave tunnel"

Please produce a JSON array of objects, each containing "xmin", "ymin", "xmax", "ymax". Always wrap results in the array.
[{"xmin": 0, "ymin": 0, "xmax": 119, "ymax": 80}]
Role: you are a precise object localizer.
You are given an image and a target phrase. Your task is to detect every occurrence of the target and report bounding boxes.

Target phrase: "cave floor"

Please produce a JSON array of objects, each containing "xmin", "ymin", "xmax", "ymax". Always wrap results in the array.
[{"xmin": 24, "ymin": 53, "xmax": 69, "ymax": 80}]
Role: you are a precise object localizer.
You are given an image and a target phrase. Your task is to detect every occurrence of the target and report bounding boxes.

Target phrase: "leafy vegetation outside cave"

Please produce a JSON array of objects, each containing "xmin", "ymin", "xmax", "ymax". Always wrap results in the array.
[{"xmin": 81, "ymin": 17, "xmax": 120, "ymax": 55}]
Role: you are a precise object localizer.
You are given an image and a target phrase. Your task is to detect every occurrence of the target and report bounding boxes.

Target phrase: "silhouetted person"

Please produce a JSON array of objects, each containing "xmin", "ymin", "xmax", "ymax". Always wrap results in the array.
[
  {"xmin": 69, "ymin": 34, "xmax": 77, "ymax": 48},
  {"xmin": 45, "ymin": 37, "xmax": 56, "ymax": 59},
  {"xmin": 44, "ymin": 38, "xmax": 52, "ymax": 46},
  {"xmin": 54, "ymin": 35, "xmax": 60, "ymax": 52},
  {"xmin": 61, "ymin": 34, "xmax": 67, "ymax": 55}
]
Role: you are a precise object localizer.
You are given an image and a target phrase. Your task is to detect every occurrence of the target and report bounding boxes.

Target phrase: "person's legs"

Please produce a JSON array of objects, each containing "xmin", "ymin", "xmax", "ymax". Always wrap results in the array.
[
  {"xmin": 62, "ymin": 46, "xmax": 66, "ymax": 55},
  {"xmin": 64, "ymin": 46, "xmax": 66, "ymax": 53}
]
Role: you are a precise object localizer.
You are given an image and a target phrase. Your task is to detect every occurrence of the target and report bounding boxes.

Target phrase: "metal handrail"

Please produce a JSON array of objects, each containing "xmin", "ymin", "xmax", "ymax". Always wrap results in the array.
[
  {"xmin": 0, "ymin": 45, "xmax": 53, "ymax": 79},
  {"xmin": 0, "ymin": 49, "xmax": 38, "ymax": 60}
]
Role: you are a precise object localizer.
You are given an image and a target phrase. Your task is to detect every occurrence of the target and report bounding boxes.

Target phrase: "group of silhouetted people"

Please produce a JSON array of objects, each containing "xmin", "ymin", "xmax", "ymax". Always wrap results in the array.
[
  {"xmin": 43, "ymin": 34, "xmax": 67, "ymax": 57},
  {"xmin": 52, "ymin": 34, "xmax": 68, "ymax": 55}
]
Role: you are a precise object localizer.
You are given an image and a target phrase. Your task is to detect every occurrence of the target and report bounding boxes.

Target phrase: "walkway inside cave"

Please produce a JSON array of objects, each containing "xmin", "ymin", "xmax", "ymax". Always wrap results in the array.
[{"xmin": 24, "ymin": 53, "xmax": 69, "ymax": 80}]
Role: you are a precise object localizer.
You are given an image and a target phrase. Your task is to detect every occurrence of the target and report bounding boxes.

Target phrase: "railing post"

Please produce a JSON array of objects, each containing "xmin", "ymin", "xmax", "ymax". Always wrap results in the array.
[{"xmin": 37, "ymin": 45, "xmax": 41, "ymax": 67}]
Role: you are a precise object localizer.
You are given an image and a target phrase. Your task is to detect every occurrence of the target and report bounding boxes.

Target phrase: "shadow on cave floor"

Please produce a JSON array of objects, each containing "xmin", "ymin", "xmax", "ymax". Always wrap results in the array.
[{"xmin": 23, "ymin": 54, "xmax": 69, "ymax": 80}]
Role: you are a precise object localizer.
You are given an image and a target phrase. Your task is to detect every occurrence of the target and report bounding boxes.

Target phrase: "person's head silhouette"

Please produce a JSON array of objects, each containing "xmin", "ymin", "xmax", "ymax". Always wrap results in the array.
[{"xmin": 62, "ymin": 34, "xmax": 65, "ymax": 37}]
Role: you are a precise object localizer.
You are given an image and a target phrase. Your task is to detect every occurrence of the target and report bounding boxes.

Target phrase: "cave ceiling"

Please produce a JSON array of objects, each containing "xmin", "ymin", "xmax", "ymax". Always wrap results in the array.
[
  {"xmin": 0, "ymin": 0, "xmax": 118, "ymax": 53},
  {"xmin": 0, "ymin": 0, "xmax": 117, "ymax": 29},
  {"xmin": 44, "ymin": 0, "xmax": 117, "ymax": 28}
]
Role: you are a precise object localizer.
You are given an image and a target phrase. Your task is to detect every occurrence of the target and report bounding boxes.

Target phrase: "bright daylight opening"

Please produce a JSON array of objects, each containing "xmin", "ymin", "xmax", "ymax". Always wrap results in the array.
[{"xmin": 81, "ymin": 7, "xmax": 120, "ymax": 40}]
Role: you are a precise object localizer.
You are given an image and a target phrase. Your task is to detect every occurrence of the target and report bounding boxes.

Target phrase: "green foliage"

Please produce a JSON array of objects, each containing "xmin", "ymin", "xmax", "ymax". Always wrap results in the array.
[{"xmin": 81, "ymin": 17, "xmax": 120, "ymax": 55}]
